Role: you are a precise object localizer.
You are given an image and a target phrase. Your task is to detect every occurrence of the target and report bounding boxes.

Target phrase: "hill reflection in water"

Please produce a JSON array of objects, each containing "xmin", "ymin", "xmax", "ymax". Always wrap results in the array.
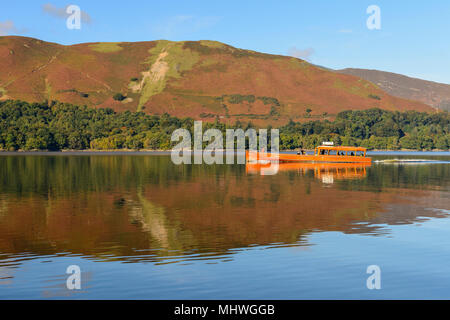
[{"xmin": 0, "ymin": 154, "xmax": 449, "ymax": 266}]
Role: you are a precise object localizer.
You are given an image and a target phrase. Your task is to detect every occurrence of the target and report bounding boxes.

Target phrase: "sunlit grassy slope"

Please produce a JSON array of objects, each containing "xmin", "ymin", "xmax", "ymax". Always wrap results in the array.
[{"xmin": 0, "ymin": 36, "xmax": 434, "ymax": 125}]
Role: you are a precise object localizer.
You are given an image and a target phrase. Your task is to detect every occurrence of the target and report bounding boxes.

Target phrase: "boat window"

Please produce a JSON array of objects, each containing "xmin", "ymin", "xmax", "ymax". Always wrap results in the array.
[
  {"xmin": 338, "ymin": 151, "xmax": 345, "ymax": 156},
  {"xmin": 356, "ymin": 151, "xmax": 364, "ymax": 156},
  {"xmin": 319, "ymin": 149, "xmax": 326, "ymax": 155},
  {"xmin": 328, "ymin": 150, "xmax": 337, "ymax": 155},
  {"xmin": 349, "ymin": 151, "xmax": 355, "ymax": 156}
]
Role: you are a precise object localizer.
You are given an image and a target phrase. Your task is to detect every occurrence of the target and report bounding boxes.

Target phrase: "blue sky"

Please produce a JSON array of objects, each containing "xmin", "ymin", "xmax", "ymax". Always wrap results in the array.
[{"xmin": 2, "ymin": 0, "xmax": 449, "ymax": 83}]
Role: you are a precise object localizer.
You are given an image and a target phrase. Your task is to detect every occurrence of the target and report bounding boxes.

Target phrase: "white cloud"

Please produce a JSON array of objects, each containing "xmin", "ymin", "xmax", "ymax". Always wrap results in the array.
[
  {"xmin": 42, "ymin": 3, "xmax": 92, "ymax": 24},
  {"xmin": 287, "ymin": 47, "xmax": 315, "ymax": 61},
  {"xmin": 0, "ymin": 20, "xmax": 27, "ymax": 36}
]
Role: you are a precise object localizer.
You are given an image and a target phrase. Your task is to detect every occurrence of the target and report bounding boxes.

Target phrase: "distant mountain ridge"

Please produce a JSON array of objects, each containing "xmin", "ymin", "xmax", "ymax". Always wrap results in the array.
[
  {"xmin": 0, "ymin": 36, "xmax": 433, "ymax": 125},
  {"xmin": 337, "ymin": 68, "xmax": 450, "ymax": 111}
]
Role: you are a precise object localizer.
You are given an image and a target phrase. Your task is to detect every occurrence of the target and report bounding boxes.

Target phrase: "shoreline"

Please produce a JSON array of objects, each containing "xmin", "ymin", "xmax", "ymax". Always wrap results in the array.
[{"xmin": 0, "ymin": 149, "xmax": 449, "ymax": 156}]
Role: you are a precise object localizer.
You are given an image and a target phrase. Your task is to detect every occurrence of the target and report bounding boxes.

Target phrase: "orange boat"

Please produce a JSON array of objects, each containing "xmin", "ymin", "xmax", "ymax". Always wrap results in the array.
[{"xmin": 246, "ymin": 145, "xmax": 371, "ymax": 163}]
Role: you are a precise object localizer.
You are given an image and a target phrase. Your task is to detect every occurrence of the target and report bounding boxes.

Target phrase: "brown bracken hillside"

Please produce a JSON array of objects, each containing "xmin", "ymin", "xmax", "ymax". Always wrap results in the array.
[
  {"xmin": 0, "ymin": 36, "xmax": 434, "ymax": 125},
  {"xmin": 338, "ymin": 68, "xmax": 450, "ymax": 111}
]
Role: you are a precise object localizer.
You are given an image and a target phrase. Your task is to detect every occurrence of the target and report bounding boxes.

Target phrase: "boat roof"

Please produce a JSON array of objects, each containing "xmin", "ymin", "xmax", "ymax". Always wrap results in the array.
[{"xmin": 317, "ymin": 146, "xmax": 367, "ymax": 151}]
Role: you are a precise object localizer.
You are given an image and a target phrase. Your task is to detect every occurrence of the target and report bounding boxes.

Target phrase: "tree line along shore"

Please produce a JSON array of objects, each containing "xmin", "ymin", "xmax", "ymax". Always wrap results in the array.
[{"xmin": 0, "ymin": 100, "xmax": 449, "ymax": 152}]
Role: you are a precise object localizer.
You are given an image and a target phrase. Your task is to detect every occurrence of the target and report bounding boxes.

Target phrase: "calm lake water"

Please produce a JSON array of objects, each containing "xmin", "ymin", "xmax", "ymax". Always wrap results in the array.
[{"xmin": 0, "ymin": 152, "xmax": 449, "ymax": 299}]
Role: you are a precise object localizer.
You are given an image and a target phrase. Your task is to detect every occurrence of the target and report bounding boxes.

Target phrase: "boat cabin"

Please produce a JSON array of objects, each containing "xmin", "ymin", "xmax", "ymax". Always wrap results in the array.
[{"xmin": 315, "ymin": 146, "xmax": 367, "ymax": 157}]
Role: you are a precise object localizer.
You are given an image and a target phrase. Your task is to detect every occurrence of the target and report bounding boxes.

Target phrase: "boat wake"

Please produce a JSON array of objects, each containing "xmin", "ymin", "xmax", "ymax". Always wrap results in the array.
[{"xmin": 374, "ymin": 159, "xmax": 450, "ymax": 164}]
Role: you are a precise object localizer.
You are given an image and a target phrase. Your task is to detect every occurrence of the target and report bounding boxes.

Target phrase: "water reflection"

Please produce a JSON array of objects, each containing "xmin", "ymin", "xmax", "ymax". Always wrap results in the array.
[
  {"xmin": 246, "ymin": 162, "xmax": 370, "ymax": 183},
  {"xmin": 0, "ymin": 155, "xmax": 449, "ymax": 267}
]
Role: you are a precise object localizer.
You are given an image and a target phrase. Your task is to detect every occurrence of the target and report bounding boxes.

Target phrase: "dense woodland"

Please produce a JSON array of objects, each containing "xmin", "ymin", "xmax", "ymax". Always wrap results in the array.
[{"xmin": 0, "ymin": 100, "xmax": 449, "ymax": 151}]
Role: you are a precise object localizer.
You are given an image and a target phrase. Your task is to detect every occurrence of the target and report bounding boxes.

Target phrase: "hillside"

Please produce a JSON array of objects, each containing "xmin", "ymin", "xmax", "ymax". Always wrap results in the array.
[
  {"xmin": 337, "ymin": 68, "xmax": 450, "ymax": 111},
  {"xmin": 0, "ymin": 36, "xmax": 433, "ymax": 125}
]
